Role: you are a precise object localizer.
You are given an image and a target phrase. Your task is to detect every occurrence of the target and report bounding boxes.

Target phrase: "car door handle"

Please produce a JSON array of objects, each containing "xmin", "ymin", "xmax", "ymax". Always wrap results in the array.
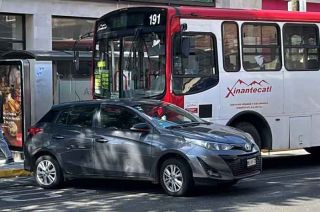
[
  {"xmin": 95, "ymin": 138, "xmax": 109, "ymax": 143},
  {"xmin": 52, "ymin": 135, "xmax": 65, "ymax": 139}
]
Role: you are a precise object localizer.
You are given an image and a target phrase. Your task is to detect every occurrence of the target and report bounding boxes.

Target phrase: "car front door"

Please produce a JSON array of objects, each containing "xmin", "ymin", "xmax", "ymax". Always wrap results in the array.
[
  {"xmin": 53, "ymin": 104, "xmax": 97, "ymax": 175},
  {"xmin": 93, "ymin": 104, "xmax": 153, "ymax": 177}
]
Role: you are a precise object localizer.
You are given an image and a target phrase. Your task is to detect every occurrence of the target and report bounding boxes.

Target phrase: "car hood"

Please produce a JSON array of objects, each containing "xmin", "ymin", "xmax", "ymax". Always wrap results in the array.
[{"xmin": 170, "ymin": 123, "xmax": 250, "ymax": 145}]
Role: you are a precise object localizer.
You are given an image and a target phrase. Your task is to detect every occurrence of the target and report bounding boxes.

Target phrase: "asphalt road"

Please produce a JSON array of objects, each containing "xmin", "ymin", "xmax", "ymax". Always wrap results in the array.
[{"xmin": 0, "ymin": 153, "xmax": 320, "ymax": 212}]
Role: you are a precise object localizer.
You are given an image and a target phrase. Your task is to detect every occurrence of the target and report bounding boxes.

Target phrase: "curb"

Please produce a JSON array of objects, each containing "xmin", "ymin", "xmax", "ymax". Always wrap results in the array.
[{"xmin": 0, "ymin": 169, "xmax": 31, "ymax": 178}]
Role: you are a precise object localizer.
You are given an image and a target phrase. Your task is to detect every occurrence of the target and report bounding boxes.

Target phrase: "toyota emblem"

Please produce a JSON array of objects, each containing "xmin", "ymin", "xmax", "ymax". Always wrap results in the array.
[{"xmin": 245, "ymin": 143, "xmax": 251, "ymax": 151}]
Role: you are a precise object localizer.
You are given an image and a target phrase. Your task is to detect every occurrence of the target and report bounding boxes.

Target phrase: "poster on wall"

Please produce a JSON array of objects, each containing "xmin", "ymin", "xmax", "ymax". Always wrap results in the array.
[{"xmin": 0, "ymin": 64, "xmax": 22, "ymax": 148}]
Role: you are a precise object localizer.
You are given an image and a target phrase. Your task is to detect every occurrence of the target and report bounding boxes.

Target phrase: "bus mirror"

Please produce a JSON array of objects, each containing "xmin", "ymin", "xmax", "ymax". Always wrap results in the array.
[{"xmin": 181, "ymin": 36, "xmax": 190, "ymax": 58}]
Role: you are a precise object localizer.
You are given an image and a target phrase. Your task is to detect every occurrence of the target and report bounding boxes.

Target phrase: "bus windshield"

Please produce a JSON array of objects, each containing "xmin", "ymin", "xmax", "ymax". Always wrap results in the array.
[{"xmin": 93, "ymin": 9, "xmax": 167, "ymax": 99}]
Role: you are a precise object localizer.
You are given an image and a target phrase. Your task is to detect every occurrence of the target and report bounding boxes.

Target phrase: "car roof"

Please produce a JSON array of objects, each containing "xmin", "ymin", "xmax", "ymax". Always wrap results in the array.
[{"xmin": 50, "ymin": 99, "xmax": 164, "ymax": 110}]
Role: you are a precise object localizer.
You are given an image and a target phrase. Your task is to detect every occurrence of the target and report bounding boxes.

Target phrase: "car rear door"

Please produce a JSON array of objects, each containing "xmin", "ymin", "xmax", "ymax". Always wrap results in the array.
[
  {"xmin": 93, "ymin": 104, "xmax": 153, "ymax": 178},
  {"xmin": 52, "ymin": 104, "xmax": 97, "ymax": 175}
]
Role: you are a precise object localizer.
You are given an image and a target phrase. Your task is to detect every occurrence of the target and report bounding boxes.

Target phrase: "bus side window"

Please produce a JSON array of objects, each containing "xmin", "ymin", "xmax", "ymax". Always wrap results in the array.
[
  {"xmin": 283, "ymin": 24, "xmax": 320, "ymax": 71},
  {"xmin": 242, "ymin": 23, "xmax": 281, "ymax": 72},
  {"xmin": 222, "ymin": 22, "xmax": 240, "ymax": 72},
  {"xmin": 172, "ymin": 32, "xmax": 218, "ymax": 95}
]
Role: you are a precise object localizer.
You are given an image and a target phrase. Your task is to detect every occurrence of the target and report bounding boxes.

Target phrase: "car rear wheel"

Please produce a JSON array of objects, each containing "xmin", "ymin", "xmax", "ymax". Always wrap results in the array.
[
  {"xmin": 235, "ymin": 122, "xmax": 261, "ymax": 149},
  {"xmin": 160, "ymin": 158, "xmax": 193, "ymax": 196},
  {"xmin": 34, "ymin": 155, "xmax": 63, "ymax": 189}
]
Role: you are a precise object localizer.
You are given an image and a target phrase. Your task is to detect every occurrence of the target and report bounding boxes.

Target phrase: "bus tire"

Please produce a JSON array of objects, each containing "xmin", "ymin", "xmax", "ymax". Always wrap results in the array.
[{"xmin": 235, "ymin": 122, "xmax": 261, "ymax": 149}]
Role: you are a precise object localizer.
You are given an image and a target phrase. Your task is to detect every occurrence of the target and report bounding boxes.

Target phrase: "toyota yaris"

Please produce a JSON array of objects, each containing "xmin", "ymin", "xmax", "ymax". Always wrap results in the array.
[{"xmin": 24, "ymin": 99, "xmax": 261, "ymax": 196}]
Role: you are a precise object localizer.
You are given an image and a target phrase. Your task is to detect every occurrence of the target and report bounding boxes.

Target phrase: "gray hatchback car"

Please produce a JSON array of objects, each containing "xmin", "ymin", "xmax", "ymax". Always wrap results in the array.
[{"xmin": 24, "ymin": 99, "xmax": 261, "ymax": 196}]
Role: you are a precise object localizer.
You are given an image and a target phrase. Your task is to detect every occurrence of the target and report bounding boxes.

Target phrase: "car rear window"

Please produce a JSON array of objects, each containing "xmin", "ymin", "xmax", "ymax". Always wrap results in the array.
[{"xmin": 38, "ymin": 110, "xmax": 59, "ymax": 123}]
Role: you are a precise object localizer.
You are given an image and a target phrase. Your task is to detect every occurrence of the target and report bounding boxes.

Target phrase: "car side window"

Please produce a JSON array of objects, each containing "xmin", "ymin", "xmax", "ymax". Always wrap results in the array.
[
  {"xmin": 100, "ymin": 105, "xmax": 144, "ymax": 130},
  {"xmin": 55, "ymin": 105, "xmax": 97, "ymax": 127},
  {"xmin": 56, "ymin": 109, "xmax": 70, "ymax": 125},
  {"xmin": 68, "ymin": 105, "xmax": 97, "ymax": 127}
]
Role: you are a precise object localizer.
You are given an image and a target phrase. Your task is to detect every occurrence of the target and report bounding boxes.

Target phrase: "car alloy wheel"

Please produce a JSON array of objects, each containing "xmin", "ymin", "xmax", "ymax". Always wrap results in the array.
[
  {"xmin": 34, "ymin": 155, "xmax": 63, "ymax": 189},
  {"xmin": 163, "ymin": 164, "xmax": 183, "ymax": 193},
  {"xmin": 36, "ymin": 160, "xmax": 57, "ymax": 186},
  {"xmin": 160, "ymin": 158, "xmax": 193, "ymax": 196}
]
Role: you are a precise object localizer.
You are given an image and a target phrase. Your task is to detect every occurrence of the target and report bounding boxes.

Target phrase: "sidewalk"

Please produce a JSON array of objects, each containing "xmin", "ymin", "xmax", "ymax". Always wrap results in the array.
[{"xmin": 0, "ymin": 151, "xmax": 30, "ymax": 178}]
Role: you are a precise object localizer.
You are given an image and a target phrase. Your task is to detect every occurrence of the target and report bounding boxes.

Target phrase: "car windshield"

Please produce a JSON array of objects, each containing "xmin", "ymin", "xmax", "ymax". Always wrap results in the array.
[{"xmin": 133, "ymin": 102, "xmax": 206, "ymax": 129}]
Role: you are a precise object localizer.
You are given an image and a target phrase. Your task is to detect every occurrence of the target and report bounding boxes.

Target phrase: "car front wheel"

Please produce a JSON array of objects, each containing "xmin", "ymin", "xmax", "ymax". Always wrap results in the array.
[
  {"xmin": 160, "ymin": 158, "xmax": 193, "ymax": 196},
  {"xmin": 34, "ymin": 155, "xmax": 63, "ymax": 189}
]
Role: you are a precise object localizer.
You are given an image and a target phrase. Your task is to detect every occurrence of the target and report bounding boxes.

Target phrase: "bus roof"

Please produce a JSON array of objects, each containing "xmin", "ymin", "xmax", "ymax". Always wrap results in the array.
[
  {"xmin": 104, "ymin": 6, "xmax": 320, "ymax": 23},
  {"xmin": 174, "ymin": 6, "xmax": 320, "ymax": 23}
]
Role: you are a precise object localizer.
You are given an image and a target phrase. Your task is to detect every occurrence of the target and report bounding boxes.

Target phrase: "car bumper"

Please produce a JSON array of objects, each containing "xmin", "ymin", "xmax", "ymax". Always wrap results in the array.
[{"xmin": 188, "ymin": 150, "xmax": 261, "ymax": 184}]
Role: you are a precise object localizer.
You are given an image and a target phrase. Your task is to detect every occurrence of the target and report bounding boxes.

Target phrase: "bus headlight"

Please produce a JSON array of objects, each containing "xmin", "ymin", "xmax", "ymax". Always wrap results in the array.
[{"xmin": 185, "ymin": 138, "xmax": 233, "ymax": 151}]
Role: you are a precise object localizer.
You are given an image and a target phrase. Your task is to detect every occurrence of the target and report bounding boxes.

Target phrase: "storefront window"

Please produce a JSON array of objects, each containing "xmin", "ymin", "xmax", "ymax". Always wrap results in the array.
[
  {"xmin": 52, "ymin": 17, "xmax": 95, "ymax": 51},
  {"xmin": 52, "ymin": 17, "xmax": 95, "ymax": 103},
  {"xmin": 0, "ymin": 14, "xmax": 25, "ymax": 54}
]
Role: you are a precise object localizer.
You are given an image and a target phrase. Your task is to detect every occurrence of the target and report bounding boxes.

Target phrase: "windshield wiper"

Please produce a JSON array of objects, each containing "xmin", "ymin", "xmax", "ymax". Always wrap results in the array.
[
  {"xmin": 165, "ymin": 122, "xmax": 203, "ymax": 129},
  {"xmin": 165, "ymin": 125, "xmax": 183, "ymax": 129}
]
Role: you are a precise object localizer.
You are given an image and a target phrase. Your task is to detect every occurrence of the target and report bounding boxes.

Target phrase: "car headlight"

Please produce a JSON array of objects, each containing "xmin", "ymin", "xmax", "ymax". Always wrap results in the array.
[
  {"xmin": 185, "ymin": 138, "xmax": 233, "ymax": 151},
  {"xmin": 244, "ymin": 133, "xmax": 260, "ymax": 151},
  {"xmin": 245, "ymin": 133, "xmax": 256, "ymax": 144}
]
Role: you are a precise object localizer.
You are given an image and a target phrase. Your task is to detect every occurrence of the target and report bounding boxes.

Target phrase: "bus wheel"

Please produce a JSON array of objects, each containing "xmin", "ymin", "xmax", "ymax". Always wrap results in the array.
[
  {"xmin": 304, "ymin": 147, "xmax": 320, "ymax": 156},
  {"xmin": 235, "ymin": 122, "xmax": 261, "ymax": 149}
]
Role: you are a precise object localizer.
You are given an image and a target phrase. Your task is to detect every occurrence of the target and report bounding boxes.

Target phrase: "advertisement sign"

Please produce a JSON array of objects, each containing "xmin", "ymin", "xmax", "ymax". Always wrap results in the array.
[{"xmin": 0, "ymin": 64, "xmax": 22, "ymax": 148}]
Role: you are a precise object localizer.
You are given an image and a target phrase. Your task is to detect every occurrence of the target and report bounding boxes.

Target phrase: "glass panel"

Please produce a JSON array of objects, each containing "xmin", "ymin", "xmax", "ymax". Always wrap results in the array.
[
  {"xmin": 172, "ymin": 77, "xmax": 217, "ymax": 95},
  {"xmin": 261, "ymin": 26, "xmax": 278, "ymax": 45},
  {"xmin": 173, "ymin": 34, "xmax": 215, "ymax": 76},
  {"xmin": 172, "ymin": 33, "xmax": 218, "ymax": 95},
  {"xmin": 285, "ymin": 48, "xmax": 319, "ymax": 70},
  {"xmin": 68, "ymin": 105, "xmax": 96, "ymax": 127},
  {"xmin": 56, "ymin": 110, "xmax": 69, "ymax": 125},
  {"xmin": 133, "ymin": 101, "xmax": 204, "ymax": 129},
  {"xmin": 122, "ymin": 33, "xmax": 166, "ymax": 98},
  {"xmin": 284, "ymin": 24, "xmax": 318, "ymax": 46},
  {"xmin": 243, "ymin": 47, "xmax": 281, "ymax": 71},
  {"xmin": 94, "ymin": 39, "xmax": 120, "ymax": 99},
  {"xmin": 0, "ymin": 15, "xmax": 23, "ymax": 40},
  {"xmin": 283, "ymin": 24, "xmax": 319, "ymax": 71},
  {"xmin": 52, "ymin": 17, "xmax": 95, "ymax": 50},
  {"xmin": 100, "ymin": 106, "xmax": 143, "ymax": 130},
  {"xmin": 0, "ymin": 63, "xmax": 23, "ymax": 147},
  {"xmin": 94, "ymin": 32, "xmax": 166, "ymax": 99},
  {"xmin": 242, "ymin": 24, "xmax": 278, "ymax": 46},
  {"xmin": 222, "ymin": 22, "xmax": 240, "ymax": 72}
]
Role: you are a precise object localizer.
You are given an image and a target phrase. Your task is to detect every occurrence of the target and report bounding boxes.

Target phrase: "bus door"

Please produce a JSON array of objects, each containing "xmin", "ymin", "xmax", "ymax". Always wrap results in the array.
[
  {"xmin": 174, "ymin": 19, "xmax": 219, "ymax": 120},
  {"xmin": 283, "ymin": 23, "xmax": 320, "ymax": 149}
]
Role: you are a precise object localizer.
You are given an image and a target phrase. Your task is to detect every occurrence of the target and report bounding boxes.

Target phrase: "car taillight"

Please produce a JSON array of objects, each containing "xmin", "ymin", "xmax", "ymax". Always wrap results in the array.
[{"xmin": 27, "ymin": 127, "xmax": 42, "ymax": 137}]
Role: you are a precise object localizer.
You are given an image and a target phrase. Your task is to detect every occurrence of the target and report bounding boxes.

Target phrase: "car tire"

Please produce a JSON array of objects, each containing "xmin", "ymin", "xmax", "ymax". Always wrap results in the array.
[
  {"xmin": 160, "ymin": 158, "xmax": 193, "ymax": 196},
  {"xmin": 235, "ymin": 122, "xmax": 261, "ymax": 149},
  {"xmin": 34, "ymin": 155, "xmax": 63, "ymax": 189}
]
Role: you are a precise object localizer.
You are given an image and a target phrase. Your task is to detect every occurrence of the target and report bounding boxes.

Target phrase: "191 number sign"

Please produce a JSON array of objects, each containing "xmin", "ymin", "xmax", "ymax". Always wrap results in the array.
[{"xmin": 149, "ymin": 14, "xmax": 161, "ymax": 25}]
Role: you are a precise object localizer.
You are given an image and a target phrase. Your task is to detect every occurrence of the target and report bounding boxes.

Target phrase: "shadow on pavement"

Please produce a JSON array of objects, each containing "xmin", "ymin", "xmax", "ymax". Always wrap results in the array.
[{"xmin": 2, "ymin": 153, "xmax": 320, "ymax": 211}]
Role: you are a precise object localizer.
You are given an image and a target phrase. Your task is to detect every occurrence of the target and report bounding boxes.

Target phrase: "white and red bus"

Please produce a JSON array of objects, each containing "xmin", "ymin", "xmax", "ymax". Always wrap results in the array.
[{"xmin": 92, "ymin": 6, "xmax": 320, "ymax": 153}]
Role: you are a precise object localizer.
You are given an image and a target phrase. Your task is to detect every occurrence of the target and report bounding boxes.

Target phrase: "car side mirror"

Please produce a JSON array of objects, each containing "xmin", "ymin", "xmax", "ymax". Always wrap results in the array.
[{"xmin": 130, "ymin": 123, "xmax": 150, "ymax": 133}]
